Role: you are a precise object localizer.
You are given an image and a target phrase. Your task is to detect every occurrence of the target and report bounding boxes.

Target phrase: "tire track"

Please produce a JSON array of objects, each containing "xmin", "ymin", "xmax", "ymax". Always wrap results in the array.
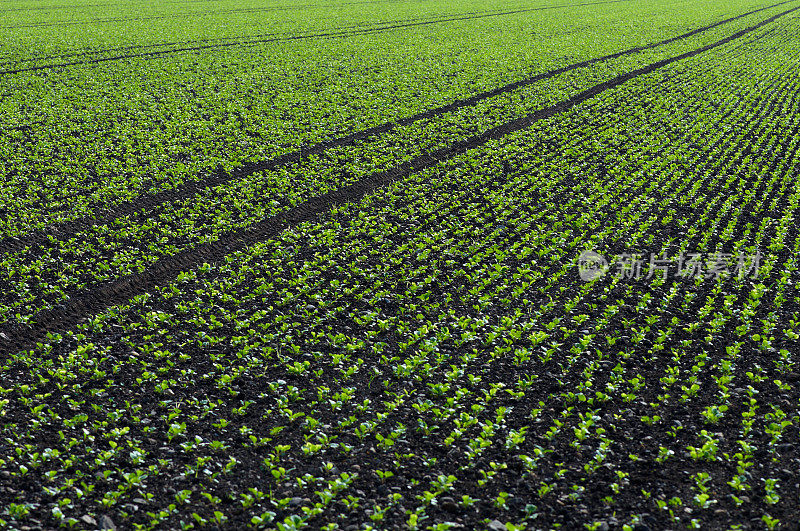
[
  {"xmin": 0, "ymin": 26, "xmax": 759, "ymax": 323},
  {"xmin": 1, "ymin": 4, "xmax": 327, "ymax": 29},
  {"xmin": 0, "ymin": 0, "xmax": 420, "ymax": 17},
  {"xmin": 1, "ymin": 4, "xmax": 795, "ymax": 354},
  {"xmin": 0, "ymin": 8, "xmax": 506, "ymax": 67},
  {"xmin": 0, "ymin": 3, "xmax": 106, "ymax": 12},
  {"xmin": 0, "ymin": 0, "xmax": 792, "ymax": 256},
  {"xmin": 0, "ymin": 1, "xmax": 630, "ymax": 67}
]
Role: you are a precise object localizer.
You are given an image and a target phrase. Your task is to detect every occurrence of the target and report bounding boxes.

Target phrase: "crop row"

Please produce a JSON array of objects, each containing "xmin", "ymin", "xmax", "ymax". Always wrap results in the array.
[
  {"xmin": 0, "ymin": 7, "xmax": 511, "ymax": 69},
  {"xmin": 0, "ymin": 8, "xmax": 794, "ymax": 340},
  {"xmin": 2, "ymin": 4, "xmax": 621, "ymax": 73},
  {"xmin": 1, "ymin": 0, "xmax": 786, "ymax": 252},
  {"xmin": 0, "ymin": 0, "xmax": 632, "ymax": 59},
  {"xmin": 0, "ymin": 0, "xmax": 790, "ymax": 238},
  {"xmin": 2, "ymin": 16, "xmax": 799, "ymax": 528}
]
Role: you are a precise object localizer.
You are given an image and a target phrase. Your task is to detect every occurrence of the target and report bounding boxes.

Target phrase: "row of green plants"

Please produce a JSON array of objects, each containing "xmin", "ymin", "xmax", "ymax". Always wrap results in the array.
[
  {"xmin": 3, "ymin": 20, "xmax": 800, "ymax": 528},
  {"xmin": 0, "ymin": 1, "xmax": 786, "ymax": 235},
  {"xmin": 0, "ymin": 13, "xmax": 791, "ymax": 328}
]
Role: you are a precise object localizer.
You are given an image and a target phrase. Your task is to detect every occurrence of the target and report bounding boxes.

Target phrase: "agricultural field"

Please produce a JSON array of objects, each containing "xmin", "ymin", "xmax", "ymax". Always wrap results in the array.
[{"xmin": 1, "ymin": 0, "xmax": 800, "ymax": 529}]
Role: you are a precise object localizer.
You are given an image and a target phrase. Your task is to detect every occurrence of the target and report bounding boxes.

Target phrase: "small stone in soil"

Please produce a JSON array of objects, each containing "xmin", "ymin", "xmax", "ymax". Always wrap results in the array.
[
  {"xmin": 440, "ymin": 496, "xmax": 459, "ymax": 513},
  {"xmin": 289, "ymin": 497, "xmax": 303, "ymax": 507},
  {"xmin": 98, "ymin": 515, "xmax": 117, "ymax": 530}
]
